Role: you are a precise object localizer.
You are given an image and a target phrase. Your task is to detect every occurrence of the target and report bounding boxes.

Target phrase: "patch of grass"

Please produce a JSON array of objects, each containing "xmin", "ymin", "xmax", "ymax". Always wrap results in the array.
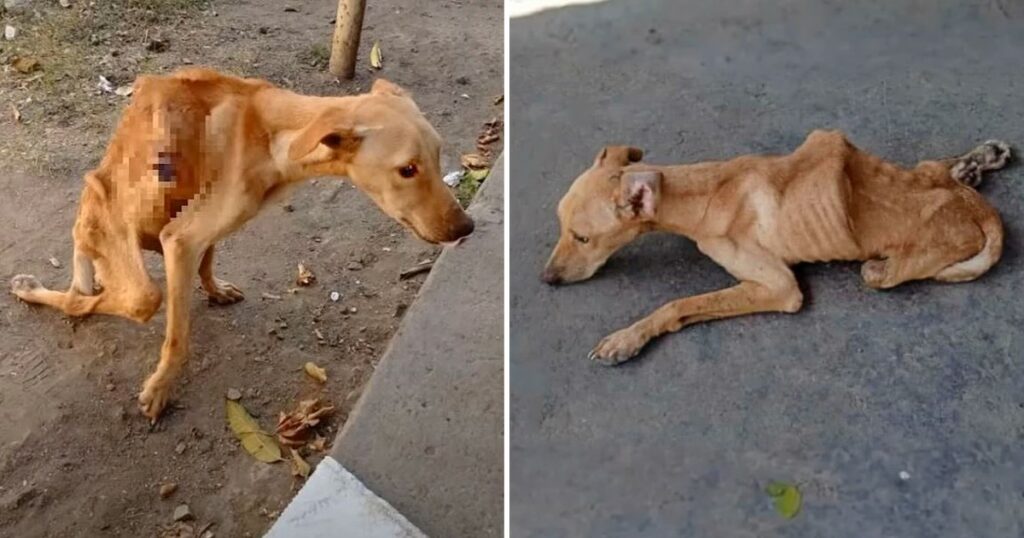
[
  {"xmin": 298, "ymin": 43, "xmax": 331, "ymax": 69},
  {"xmin": 455, "ymin": 174, "xmax": 485, "ymax": 207}
]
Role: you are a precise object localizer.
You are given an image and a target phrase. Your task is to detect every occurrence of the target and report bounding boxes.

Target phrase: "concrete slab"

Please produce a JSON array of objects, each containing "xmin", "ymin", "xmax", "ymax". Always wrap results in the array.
[
  {"xmin": 331, "ymin": 156, "xmax": 505, "ymax": 538},
  {"xmin": 510, "ymin": 2, "xmax": 1024, "ymax": 537},
  {"xmin": 265, "ymin": 456, "xmax": 426, "ymax": 538}
]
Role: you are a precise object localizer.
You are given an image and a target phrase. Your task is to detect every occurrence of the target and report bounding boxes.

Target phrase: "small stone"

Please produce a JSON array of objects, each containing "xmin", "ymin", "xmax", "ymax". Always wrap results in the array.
[
  {"xmin": 283, "ymin": 6, "xmax": 297, "ymax": 12},
  {"xmin": 48, "ymin": 257, "xmax": 61, "ymax": 268},
  {"xmin": 59, "ymin": 0, "xmax": 70, "ymax": 7},
  {"xmin": 226, "ymin": 388, "xmax": 242, "ymax": 401},
  {"xmin": 159, "ymin": 483, "xmax": 177, "ymax": 499},
  {"xmin": 348, "ymin": 306, "xmax": 357, "ymax": 314},
  {"xmin": 899, "ymin": 471, "xmax": 911, "ymax": 481},
  {"xmin": 282, "ymin": 203, "xmax": 294, "ymax": 212},
  {"xmin": 4, "ymin": 25, "xmax": 17, "ymax": 41},
  {"xmin": 346, "ymin": 261, "xmax": 363, "ymax": 271},
  {"xmin": 105, "ymin": 383, "xmax": 115, "ymax": 391},
  {"xmin": 329, "ymin": 291, "xmax": 340, "ymax": 302},
  {"xmin": 173, "ymin": 504, "xmax": 193, "ymax": 521},
  {"xmin": 174, "ymin": 442, "xmax": 186, "ymax": 455},
  {"xmin": 455, "ymin": 75, "xmax": 470, "ymax": 85}
]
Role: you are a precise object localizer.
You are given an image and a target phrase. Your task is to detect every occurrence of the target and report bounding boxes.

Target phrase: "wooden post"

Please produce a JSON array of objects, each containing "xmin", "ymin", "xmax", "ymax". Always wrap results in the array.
[{"xmin": 329, "ymin": 0, "xmax": 366, "ymax": 79}]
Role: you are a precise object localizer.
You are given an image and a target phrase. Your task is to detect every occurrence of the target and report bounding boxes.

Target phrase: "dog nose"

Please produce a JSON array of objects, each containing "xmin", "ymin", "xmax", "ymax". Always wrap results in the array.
[
  {"xmin": 453, "ymin": 215, "xmax": 475, "ymax": 239},
  {"xmin": 540, "ymin": 267, "xmax": 563, "ymax": 285}
]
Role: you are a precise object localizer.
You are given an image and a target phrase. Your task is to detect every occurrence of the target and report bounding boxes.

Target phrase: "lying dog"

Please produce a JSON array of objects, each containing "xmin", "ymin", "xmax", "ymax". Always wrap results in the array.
[
  {"xmin": 10, "ymin": 68, "xmax": 474, "ymax": 420},
  {"xmin": 543, "ymin": 130, "xmax": 1008, "ymax": 364}
]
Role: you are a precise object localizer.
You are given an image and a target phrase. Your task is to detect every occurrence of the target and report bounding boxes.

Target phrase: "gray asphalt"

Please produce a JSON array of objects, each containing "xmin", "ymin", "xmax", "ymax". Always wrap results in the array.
[{"xmin": 509, "ymin": 2, "xmax": 1024, "ymax": 536}]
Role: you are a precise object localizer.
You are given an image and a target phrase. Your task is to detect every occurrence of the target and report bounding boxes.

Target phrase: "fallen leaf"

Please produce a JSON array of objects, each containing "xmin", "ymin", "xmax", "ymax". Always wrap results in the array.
[
  {"xmin": 277, "ymin": 399, "xmax": 335, "ymax": 447},
  {"xmin": 159, "ymin": 482, "xmax": 178, "ymax": 499},
  {"xmin": 466, "ymin": 168, "xmax": 489, "ymax": 182},
  {"xmin": 460, "ymin": 153, "xmax": 489, "ymax": 170},
  {"xmin": 492, "ymin": 94, "xmax": 504, "ymax": 106},
  {"xmin": 765, "ymin": 482, "xmax": 801, "ymax": 519},
  {"xmin": 370, "ymin": 41, "xmax": 383, "ymax": 69},
  {"xmin": 10, "ymin": 104, "xmax": 21, "ymax": 124},
  {"xmin": 296, "ymin": 263, "xmax": 316, "ymax": 286},
  {"xmin": 11, "ymin": 57, "xmax": 39, "ymax": 74},
  {"xmin": 226, "ymin": 400, "xmax": 282, "ymax": 463},
  {"xmin": 289, "ymin": 449, "xmax": 311, "ymax": 478},
  {"xmin": 304, "ymin": 362, "xmax": 327, "ymax": 384}
]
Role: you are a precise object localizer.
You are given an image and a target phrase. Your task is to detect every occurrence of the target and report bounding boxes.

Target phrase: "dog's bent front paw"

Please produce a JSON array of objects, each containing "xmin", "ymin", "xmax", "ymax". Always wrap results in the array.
[
  {"xmin": 589, "ymin": 327, "xmax": 649, "ymax": 366},
  {"xmin": 138, "ymin": 377, "xmax": 172, "ymax": 422},
  {"xmin": 206, "ymin": 278, "xmax": 245, "ymax": 306},
  {"xmin": 10, "ymin": 274, "xmax": 42, "ymax": 299}
]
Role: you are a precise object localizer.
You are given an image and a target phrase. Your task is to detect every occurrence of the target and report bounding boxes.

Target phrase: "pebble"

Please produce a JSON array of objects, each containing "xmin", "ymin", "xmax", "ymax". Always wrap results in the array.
[
  {"xmin": 226, "ymin": 388, "xmax": 242, "ymax": 401},
  {"xmin": 48, "ymin": 257, "xmax": 61, "ymax": 268},
  {"xmin": 174, "ymin": 442, "xmax": 187, "ymax": 455},
  {"xmin": 899, "ymin": 471, "xmax": 911, "ymax": 481},
  {"xmin": 346, "ymin": 261, "xmax": 363, "ymax": 271},
  {"xmin": 4, "ymin": 25, "xmax": 17, "ymax": 41},
  {"xmin": 329, "ymin": 291, "xmax": 340, "ymax": 302},
  {"xmin": 159, "ymin": 483, "xmax": 177, "ymax": 499},
  {"xmin": 173, "ymin": 504, "xmax": 193, "ymax": 522},
  {"xmin": 105, "ymin": 383, "xmax": 115, "ymax": 391}
]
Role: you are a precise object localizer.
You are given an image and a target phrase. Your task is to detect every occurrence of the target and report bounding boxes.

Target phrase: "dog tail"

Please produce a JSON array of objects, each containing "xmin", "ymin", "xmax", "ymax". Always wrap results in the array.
[{"xmin": 935, "ymin": 207, "xmax": 1004, "ymax": 282}]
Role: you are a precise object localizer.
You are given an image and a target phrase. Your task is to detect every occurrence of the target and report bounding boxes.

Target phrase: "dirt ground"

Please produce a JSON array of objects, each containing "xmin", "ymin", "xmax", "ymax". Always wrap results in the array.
[{"xmin": 0, "ymin": 0, "xmax": 502, "ymax": 536}]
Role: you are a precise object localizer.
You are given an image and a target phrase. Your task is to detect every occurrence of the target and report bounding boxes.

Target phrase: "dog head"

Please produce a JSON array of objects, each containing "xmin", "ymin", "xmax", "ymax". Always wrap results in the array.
[
  {"xmin": 541, "ymin": 145, "xmax": 662, "ymax": 285},
  {"xmin": 288, "ymin": 79, "xmax": 473, "ymax": 244}
]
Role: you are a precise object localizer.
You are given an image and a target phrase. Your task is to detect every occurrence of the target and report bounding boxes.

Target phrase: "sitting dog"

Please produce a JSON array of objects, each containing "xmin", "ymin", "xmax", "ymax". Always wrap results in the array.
[
  {"xmin": 10, "ymin": 68, "xmax": 474, "ymax": 420},
  {"xmin": 542, "ymin": 130, "xmax": 1008, "ymax": 364}
]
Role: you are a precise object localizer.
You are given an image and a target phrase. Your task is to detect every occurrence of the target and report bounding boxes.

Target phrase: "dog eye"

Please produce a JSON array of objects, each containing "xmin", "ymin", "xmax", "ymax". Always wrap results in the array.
[
  {"xmin": 399, "ymin": 164, "xmax": 418, "ymax": 179},
  {"xmin": 571, "ymin": 232, "xmax": 589, "ymax": 244}
]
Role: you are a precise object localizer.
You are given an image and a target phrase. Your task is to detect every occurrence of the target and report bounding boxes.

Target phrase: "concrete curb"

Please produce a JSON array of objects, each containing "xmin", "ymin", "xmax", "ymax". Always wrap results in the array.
[{"xmin": 268, "ymin": 155, "xmax": 504, "ymax": 537}]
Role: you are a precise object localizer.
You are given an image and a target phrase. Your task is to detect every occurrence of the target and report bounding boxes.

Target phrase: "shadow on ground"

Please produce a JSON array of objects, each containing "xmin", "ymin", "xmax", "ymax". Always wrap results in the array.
[{"xmin": 510, "ymin": 1, "xmax": 1024, "ymax": 537}]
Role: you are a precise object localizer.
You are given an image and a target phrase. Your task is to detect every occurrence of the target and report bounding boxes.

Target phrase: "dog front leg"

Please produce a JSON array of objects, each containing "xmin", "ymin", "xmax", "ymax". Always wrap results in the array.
[
  {"xmin": 199, "ymin": 245, "xmax": 245, "ymax": 305},
  {"xmin": 138, "ymin": 230, "xmax": 202, "ymax": 421},
  {"xmin": 589, "ymin": 238, "xmax": 802, "ymax": 365}
]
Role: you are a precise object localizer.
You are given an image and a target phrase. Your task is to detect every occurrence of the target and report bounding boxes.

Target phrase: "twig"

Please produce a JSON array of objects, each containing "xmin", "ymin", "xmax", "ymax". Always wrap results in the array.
[{"xmin": 399, "ymin": 261, "xmax": 434, "ymax": 280}]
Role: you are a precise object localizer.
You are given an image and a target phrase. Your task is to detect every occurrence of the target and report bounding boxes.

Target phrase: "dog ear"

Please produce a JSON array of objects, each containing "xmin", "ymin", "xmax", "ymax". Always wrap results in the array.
[
  {"xmin": 618, "ymin": 170, "xmax": 662, "ymax": 220},
  {"xmin": 594, "ymin": 145, "xmax": 644, "ymax": 167},
  {"xmin": 289, "ymin": 112, "xmax": 376, "ymax": 162},
  {"xmin": 371, "ymin": 78, "xmax": 409, "ymax": 97}
]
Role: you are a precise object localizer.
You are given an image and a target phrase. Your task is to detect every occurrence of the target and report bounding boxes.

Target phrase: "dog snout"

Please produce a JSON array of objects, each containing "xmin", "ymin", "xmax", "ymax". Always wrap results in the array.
[
  {"xmin": 540, "ymin": 266, "xmax": 564, "ymax": 285},
  {"xmin": 451, "ymin": 213, "xmax": 475, "ymax": 240}
]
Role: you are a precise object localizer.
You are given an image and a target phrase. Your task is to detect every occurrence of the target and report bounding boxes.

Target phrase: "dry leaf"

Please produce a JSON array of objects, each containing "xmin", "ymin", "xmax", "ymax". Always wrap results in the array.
[
  {"xmin": 226, "ymin": 399, "xmax": 282, "ymax": 463},
  {"xmin": 370, "ymin": 41, "xmax": 383, "ymax": 69},
  {"xmin": 277, "ymin": 399, "xmax": 335, "ymax": 447},
  {"xmin": 492, "ymin": 94, "xmax": 504, "ymax": 106},
  {"xmin": 10, "ymin": 104, "xmax": 21, "ymax": 124},
  {"xmin": 296, "ymin": 263, "xmax": 316, "ymax": 286},
  {"xmin": 11, "ymin": 57, "xmax": 40, "ymax": 74},
  {"xmin": 289, "ymin": 449, "xmax": 311, "ymax": 478},
  {"xmin": 466, "ymin": 168, "xmax": 489, "ymax": 182},
  {"xmin": 304, "ymin": 361, "xmax": 327, "ymax": 384},
  {"xmin": 460, "ymin": 153, "xmax": 489, "ymax": 170}
]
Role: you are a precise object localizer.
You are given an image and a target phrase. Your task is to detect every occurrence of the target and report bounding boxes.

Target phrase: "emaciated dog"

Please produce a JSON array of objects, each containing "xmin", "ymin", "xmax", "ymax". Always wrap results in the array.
[
  {"xmin": 10, "ymin": 68, "xmax": 474, "ymax": 420},
  {"xmin": 542, "ymin": 131, "xmax": 1008, "ymax": 364}
]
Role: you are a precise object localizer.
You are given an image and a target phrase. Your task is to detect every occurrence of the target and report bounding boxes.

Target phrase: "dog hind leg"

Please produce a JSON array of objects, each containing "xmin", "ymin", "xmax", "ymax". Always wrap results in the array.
[{"xmin": 198, "ymin": 245, "xmax": 244, "ymax": 305}]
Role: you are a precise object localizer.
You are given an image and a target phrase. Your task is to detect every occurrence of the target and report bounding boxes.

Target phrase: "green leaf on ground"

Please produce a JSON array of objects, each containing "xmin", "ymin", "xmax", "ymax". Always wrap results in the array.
[
  {"xmin": 765, "ymin": 481, "xmax": 801, "ymax": 519},
  {"xmin": 226, "ymin": 399, "xmax": 282, "ymax": 463}
]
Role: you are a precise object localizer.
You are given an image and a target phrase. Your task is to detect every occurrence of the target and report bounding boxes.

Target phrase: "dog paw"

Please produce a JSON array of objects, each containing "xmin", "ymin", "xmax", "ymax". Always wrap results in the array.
[
  {"xmin": 138, "ymin": 378, "xmax": 172, "ymax": 423},
  {"xmin": 953, "ymin": 140, "xmax": 1012, "ymax": 187},
  {"xmin": 206, "ymin": 278, "xmax": 245, "ymax": 306},
  {"xmin": 10, "ymin": 274, "xmax": 42, "ymax": 299},
  {"xmin": 589, "ymin": 327, "xmax": 648, "ymax": 366},
  {"xmin": 977, "ymin": 140, "xmax": 1012, "ymax": 170},
  {"xmin": 861, "ymin": 259, "xmax": 889, "ymax": 289}
]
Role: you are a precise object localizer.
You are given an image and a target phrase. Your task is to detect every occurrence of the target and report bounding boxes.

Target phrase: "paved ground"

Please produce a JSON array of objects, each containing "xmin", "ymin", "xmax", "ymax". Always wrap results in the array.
[
  {"xmin": 510, "ymin": 2, "xmax": 1024, "ymax": 537},
  {"xmin": 331, "ymin": 158, "xmax": 505, "ymax": 538}
]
